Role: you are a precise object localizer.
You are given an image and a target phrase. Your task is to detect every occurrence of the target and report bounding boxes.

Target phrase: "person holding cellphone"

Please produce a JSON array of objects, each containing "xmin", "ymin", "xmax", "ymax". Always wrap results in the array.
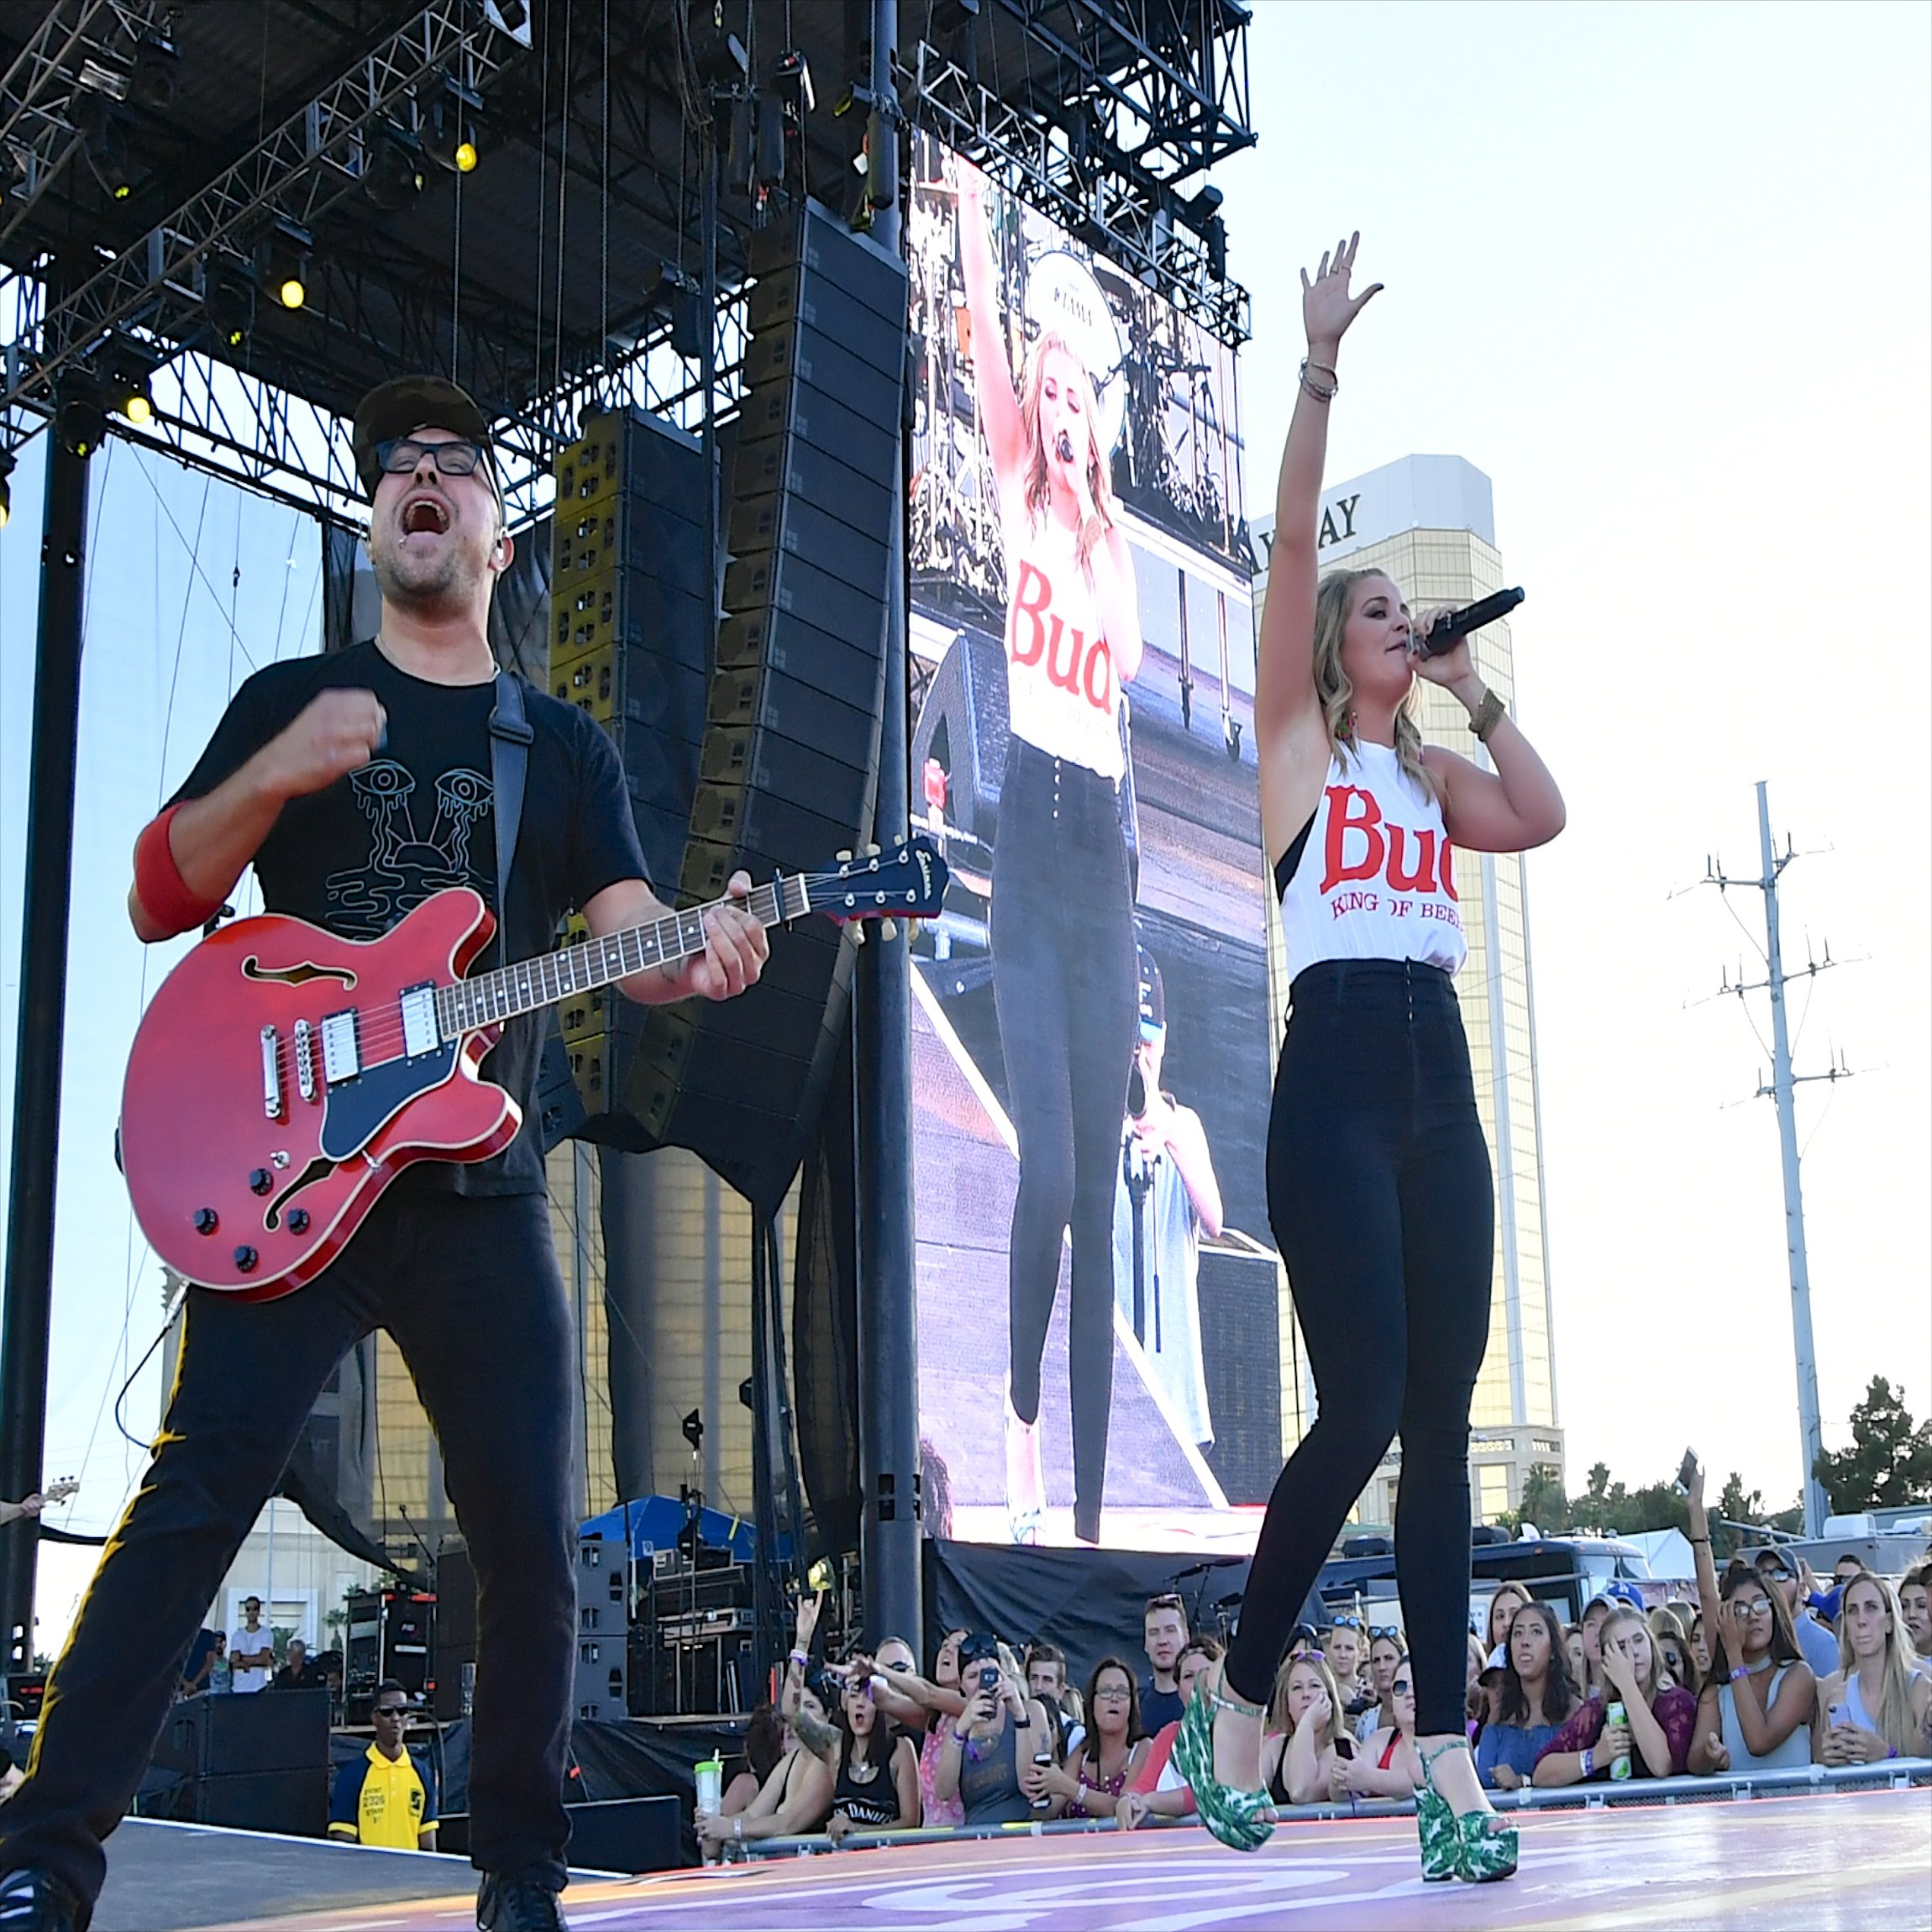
[
  {"xmin": 1812, "ymin": 1572, "xmax": 1931, "ymax": 1766},
  {"xmin": 1174, "ymin": 234, "xmax": 1563, "ymax": 1882},
  {"xmin": 932, "ymin": 1635, "xmax": 1053, "ymax": 1825}
]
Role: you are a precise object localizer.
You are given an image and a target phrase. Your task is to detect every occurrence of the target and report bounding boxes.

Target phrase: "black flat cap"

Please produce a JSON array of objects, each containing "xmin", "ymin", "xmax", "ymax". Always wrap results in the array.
[{"xmin": 352, "ymin": 374, "xmax": 491, "ymax": 496}]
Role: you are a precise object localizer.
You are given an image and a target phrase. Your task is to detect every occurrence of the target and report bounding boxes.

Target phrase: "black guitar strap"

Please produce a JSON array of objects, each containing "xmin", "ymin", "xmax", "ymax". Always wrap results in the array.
[{"xmin": 487, "ymin": 667, "xmax": 534, "ymax": 966}]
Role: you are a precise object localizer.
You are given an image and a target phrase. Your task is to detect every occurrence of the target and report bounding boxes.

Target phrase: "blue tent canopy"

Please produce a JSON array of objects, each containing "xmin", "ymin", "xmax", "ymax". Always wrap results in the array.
[{"xmin": 578, "ymin": 1496, "xmax": 761, "ymax": 1565}]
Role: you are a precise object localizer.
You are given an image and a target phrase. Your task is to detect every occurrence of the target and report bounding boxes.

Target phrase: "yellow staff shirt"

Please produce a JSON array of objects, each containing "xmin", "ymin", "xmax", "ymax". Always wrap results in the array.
[{"xmin": 328, "ymin": 1742, "xmax": 435, "ymax": 1848}]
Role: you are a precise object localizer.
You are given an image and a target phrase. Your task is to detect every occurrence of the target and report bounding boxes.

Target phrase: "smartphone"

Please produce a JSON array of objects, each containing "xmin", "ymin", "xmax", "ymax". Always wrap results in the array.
[
  {"xmin": 1672, "ymin": 1447, "xmax": 1698, "ymax": 1497},
  {"xmin": 1827, "ymin": 1703, "xmax": 1847, "ymax": 1728},
  {"xmin": 977, "ymin": 1662, "xmax": 1001, "ymax": 1693}
]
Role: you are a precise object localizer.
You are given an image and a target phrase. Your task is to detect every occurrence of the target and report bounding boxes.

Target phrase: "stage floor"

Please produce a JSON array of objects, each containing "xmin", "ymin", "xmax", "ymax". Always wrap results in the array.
[{"xmin": 163, "ymin": 1785, "xmax": 1930, "ymax": 1932}]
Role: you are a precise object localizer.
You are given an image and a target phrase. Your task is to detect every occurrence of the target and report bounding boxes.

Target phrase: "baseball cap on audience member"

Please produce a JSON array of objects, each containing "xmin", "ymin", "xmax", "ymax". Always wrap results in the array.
[
  {"xmin": 351, "ymin": 375, "xmax": 494, "ymax": 499},
  {"xmin": 1753, "ymin": 1549, "xmax": 1796, "ymax": 1579},
  {"xmin": 1583, "ymin": 1582, "xmax": 1645, "ymax": 1616},
  {"xmin": 1135, "ymin": 947, "xmax": 1166, "ymax": 1042}
]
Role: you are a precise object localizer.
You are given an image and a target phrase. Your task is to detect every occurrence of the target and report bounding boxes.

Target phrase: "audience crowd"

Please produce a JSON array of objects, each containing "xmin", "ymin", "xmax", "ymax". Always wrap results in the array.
[{"xmin": 691, "ymin": 1470, "xmax": 1932, "ymax": 1854}]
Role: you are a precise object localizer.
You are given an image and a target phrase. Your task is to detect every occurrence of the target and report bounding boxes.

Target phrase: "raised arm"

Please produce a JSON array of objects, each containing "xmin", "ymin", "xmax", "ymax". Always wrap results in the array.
[
  {"xmin": 955, "ymin": 164, "xmax": 1029, "ymax": 492},
  {"xmin": 1253, "ymin": 235, "xmax": 1383, "ymax": 765}
]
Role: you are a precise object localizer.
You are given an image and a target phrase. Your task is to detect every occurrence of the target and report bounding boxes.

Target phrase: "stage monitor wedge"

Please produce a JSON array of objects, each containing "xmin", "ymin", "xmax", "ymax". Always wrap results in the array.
[{"xmin": 564, "ymin": 200, "xmax": 907, "ymax": 1215}]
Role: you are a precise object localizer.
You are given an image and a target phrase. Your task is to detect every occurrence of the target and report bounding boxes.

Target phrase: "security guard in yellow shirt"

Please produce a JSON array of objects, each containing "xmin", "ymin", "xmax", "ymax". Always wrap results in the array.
[{"xmin": 328, "ymin": 1683, "xmax": 438, "ymax": 1850}]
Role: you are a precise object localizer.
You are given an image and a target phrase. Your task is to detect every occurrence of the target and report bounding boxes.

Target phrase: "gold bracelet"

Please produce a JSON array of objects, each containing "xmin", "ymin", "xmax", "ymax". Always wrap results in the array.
[{"xmin": 1468, "ymin": 687, "xmax": 1506, "ymax": 743}]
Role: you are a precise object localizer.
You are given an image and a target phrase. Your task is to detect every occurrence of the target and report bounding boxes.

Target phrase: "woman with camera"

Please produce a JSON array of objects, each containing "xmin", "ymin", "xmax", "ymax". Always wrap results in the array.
[
  {"xmin": 1176, "ymin": 232, "xmax": 1564, "ymax": 1882},
  {"xmin": 932, "ymin": 1635, "xmax": 1055, "ymax": 1826},
  {"xmin": 1026, "ymin": 1657, "xmax": 1149, "ymax": 1819}
]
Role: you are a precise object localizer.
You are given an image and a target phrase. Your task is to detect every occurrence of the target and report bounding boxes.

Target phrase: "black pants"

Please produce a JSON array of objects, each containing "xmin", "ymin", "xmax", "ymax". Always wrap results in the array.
[
  {"xmin": 1226, "ymin": 960, "xmax": 1494, "ymax": 1739},
  {"xmin": 0, "ymin": 1178, "xmax": 576, "ymax": 1903},
  {"xmin": 991, "ymin": 738, "xmax": 1138, "ymax": 1540}
]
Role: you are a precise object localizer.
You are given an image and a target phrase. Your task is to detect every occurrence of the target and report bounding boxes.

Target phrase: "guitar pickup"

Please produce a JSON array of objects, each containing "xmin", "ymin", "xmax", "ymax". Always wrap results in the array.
[
  {"xmin": 260, "ymin": 1026, "xmax": 283, "ymax": 1119},
  {"xmin": 320, "ymin": 1010, "xmax": 360, "ymax": 1084},
  {"xmin": 292, "ymin": 1019, "xmax": 317, "ymax": 1101},
  {"xmin": 399, "ymin": 984, "xmax": 439, "ymax": 1058}
]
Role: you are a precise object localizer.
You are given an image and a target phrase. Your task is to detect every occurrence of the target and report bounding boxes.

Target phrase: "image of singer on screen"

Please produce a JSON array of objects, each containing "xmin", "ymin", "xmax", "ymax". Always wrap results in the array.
[{"xmin": 955, "ymin": 155, "xmax": 1144, "ymax": 1547}]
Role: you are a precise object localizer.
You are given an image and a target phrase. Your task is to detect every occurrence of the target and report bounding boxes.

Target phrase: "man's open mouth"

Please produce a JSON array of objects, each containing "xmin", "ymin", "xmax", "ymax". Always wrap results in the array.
[{"xmin": 401, "ymin": 495, "xmax": 451, "ymax": 536}]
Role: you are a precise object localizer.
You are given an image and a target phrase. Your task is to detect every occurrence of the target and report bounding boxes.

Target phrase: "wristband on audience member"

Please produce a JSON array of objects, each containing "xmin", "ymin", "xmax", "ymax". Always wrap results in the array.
[
  {"xmin": 1728, "ymin": 1665, "xmax": 1751, "ymax": 1684},
  {"xmin": 134, "ymin": 803, "xmax": 226, "ymax": 937},
  {"xmin": 1580, "ymin": 1747, "xmax": 1594, "ymax": 1778},
  {"xmin": 788, "ymin": 1649, "xmax": 808, "ymax": 1669}
]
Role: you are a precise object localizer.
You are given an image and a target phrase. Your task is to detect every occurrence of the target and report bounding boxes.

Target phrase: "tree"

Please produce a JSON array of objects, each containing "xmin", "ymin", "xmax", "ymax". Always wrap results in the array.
[
  {"xmin": 1517, "ymin": 1462, "xmax": 1570, "ymax": 1534},
  {"xmin": 1814, "ymin": 1377, "xmax": 1932, "ymax": 1515}
]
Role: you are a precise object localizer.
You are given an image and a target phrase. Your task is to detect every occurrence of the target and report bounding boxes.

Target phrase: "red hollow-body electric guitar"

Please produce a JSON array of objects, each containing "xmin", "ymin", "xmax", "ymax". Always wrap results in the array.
[{"xmin": 120, "ymin": 839, "xmax": 947, "ymax": 1299}]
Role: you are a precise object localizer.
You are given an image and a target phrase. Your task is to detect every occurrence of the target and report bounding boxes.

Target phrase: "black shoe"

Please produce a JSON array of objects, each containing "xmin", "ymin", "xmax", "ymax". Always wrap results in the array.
[
  {"xmin": 0, "ymin": 1870, "xmax": 91, "ymax": 1932},
  {"xmin": 476, "ymin": 1870, "xmax": 566, "ymax": 1932}
]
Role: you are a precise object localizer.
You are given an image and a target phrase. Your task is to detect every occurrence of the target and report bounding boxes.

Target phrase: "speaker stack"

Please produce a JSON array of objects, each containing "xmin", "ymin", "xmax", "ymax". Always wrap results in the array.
[
  {"xmin": 574, "ymin": 1537, "xmax": 628, "ymax": 1722},
  {"xmin": 146, "ymin": 1687, "xmax": 329, "ymax": 1835},
  {"xmin": 557, "ymin": 199, "xmax": 907, "ymax": 1214}
]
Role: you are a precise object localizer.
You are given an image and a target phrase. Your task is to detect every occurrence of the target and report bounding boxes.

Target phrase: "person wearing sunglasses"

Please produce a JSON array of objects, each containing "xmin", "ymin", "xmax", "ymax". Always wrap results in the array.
[
  {"xmin": 1337, "ymin": 1655, "xmax": 1423, "ymax": 1798},
  {"xmin": 328, "ymin": 1683, "xmax": 437, "ymax": 1850},
  {"xmin": 0, "ymin": 375, "xmax": 772, "ymax": 1932},
  {"xmin": 1320, "ymin": 1616, "xmax": 1372, "ymax": 1719}
]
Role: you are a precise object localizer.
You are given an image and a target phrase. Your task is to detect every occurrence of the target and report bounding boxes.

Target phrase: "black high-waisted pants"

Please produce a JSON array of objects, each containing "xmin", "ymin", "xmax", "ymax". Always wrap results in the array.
[
  {"xmin": 990, "ymin": 738, "xmax": 1138, "ymax": 1541},
  {"xmin": 0, "ymin": 1179, "xmax": 577, "ymax": 1903},
  {"xmin": 1225, "ymin": 959, "xmax": 1494, "ymax": 1738}
]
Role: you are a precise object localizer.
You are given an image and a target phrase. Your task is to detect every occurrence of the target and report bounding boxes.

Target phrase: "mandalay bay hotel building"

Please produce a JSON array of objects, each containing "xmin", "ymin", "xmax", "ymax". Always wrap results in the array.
[{"xmin": 1252, "ymin": 454, "xmax": 1564, "ymax": 1526}]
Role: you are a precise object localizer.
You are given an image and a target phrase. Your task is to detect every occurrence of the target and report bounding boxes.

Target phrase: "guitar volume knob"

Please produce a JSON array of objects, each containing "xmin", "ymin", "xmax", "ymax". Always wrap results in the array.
[
  {"xmin": 193, "ymin": 1208, "xmax": 218, "ymax": 1236},
  {"xmin": 286, "ymin": 1209, "xmax": 310, "ymax": 1235},
  {"xmin": 249, "ymin": 1168, "xmax": 274, "ymax": 1196},
  {"xmin": 232, "ymin": 1246, "xmax": 258, "ymax": 1273}
]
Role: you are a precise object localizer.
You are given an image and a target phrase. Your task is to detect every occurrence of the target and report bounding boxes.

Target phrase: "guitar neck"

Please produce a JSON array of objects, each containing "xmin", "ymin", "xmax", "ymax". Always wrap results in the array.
[{"xmin": 434, "ymin": 874, "xmax": 809, "ymax": 1039}]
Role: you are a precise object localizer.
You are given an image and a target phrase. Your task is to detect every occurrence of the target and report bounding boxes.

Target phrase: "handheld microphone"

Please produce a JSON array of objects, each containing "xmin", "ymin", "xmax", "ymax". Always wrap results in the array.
[
  {"xmin": 1054, "ymin": 429, "xmax": 1074, "ymax": 464},
  {"xmin": 1415, "ymin": 585, "xmax": 1525, "ymax": 659}
]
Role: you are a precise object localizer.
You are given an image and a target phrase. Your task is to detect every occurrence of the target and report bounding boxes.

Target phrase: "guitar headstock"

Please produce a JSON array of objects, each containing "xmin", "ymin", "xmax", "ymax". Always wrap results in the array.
[
  {"xmin": 40, "ymin": 1477, "xmax": 80, "ymax": 1506},
  {"xmin": 805, "ymin": 836, "xmax": 950, "ymax": 924}
]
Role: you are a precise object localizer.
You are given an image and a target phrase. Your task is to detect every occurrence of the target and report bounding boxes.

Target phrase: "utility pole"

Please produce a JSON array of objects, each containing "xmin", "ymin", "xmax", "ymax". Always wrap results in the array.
[{"xmin": 1703, "ymin": 781, "xmax": 1850, "ymax": 1538}]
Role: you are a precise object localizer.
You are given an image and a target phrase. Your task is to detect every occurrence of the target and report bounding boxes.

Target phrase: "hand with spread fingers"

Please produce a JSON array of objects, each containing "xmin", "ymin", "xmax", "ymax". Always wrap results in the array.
[{"xmin": 1299, "ymin": 231, "xmax": 1383, "ymax": 363}]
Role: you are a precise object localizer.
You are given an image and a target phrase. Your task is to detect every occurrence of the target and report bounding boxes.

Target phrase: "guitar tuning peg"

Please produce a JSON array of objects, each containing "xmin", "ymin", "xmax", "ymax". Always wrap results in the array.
[
  {"xmin": 879, "ymin": 919, "xmax": 899, "ymax": 942},
  {"xmin": 836, "ymin": 849, "xmax": 853, "ymax": 863},
  {"xmin": 864, "ymin": 843, "xmax": 881, "ymax": 858}
]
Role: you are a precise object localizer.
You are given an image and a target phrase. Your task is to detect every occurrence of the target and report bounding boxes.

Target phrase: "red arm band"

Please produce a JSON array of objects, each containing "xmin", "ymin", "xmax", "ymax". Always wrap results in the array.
[{"xmin": 133, "ymin": 803, "xmax": 227, "ymax": 937}]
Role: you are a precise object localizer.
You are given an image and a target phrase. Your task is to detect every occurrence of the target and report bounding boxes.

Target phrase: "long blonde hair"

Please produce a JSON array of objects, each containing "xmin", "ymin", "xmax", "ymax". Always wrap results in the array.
[
  {"xmin": 1835, "ymin": 1571, "xmax": 1924, "ymax": 1757},
  {"xmin": 1599, "ymin": 1606, "xmax": 1671, "ymax": 1704},
  {"xmin": 1271, "ymin": 1651, "xmax": 1348, "ymax": 1750},
  {"xmin": 1018, "ymin": 329, "xmax": 1115, "ymax": 570},
  {"xmin": 1313, "ymin": 568, "xmax": 1436, "ymax": 800}
]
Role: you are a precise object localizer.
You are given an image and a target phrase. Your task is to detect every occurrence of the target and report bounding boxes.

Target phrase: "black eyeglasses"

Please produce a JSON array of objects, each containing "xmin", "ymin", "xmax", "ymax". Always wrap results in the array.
[
  {"xmin": 1390, "ymin": 1677, "xmax": 1413, "ymax": 1694},
  {"xmin": 375, "ymin": 435, "xmax": 490, "ymax": 479},
  {"xmin": 374, "ymin": 1705, "xmax": 408, "ymax": 1720}
]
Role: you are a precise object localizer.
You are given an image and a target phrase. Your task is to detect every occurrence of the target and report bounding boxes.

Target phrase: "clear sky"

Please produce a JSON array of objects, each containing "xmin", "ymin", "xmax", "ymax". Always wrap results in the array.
[
  {"xmin": 1219, "ymin": 1, "xmax": 1931, "ymax": 1509},
  {"xmin": 3, "ymin": 2, "xmax": 1928, "ymax": 1654}
]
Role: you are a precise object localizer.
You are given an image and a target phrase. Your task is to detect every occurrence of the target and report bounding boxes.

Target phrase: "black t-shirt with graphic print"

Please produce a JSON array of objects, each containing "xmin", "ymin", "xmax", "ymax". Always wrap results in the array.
[{"xmin": 171, "ymin": 639, "xmax": 649, "ymax": 1195}]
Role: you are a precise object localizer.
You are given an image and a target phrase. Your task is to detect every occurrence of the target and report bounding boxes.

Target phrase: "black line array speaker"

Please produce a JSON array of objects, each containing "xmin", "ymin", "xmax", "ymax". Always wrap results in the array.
[
  {"xmin": 574, "ymin": 1537, "xmax": 628, "ymax": 1722},
  {"xmin": 560, "ymin": 199, "xmax": 908, "ymax": 1215}
]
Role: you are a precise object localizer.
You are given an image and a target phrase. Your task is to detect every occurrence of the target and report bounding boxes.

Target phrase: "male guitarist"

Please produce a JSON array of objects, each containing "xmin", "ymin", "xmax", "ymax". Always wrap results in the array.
[{"xmin": 0, "ymin": 377, "xmax": 768, "ymax": 1932}]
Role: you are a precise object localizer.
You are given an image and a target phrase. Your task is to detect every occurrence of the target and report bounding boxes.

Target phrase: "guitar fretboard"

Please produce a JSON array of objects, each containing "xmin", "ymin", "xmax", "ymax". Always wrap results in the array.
[{"xmin": 433, "ymin": 876, "xmax": 806, "ymax": 1038}]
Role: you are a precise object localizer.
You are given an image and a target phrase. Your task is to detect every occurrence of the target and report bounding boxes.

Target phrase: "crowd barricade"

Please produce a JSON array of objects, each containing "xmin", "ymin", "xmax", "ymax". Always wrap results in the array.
[{"xmin": 737, "ymin": 1756, "xmax": 1932, "ymax": 1859}]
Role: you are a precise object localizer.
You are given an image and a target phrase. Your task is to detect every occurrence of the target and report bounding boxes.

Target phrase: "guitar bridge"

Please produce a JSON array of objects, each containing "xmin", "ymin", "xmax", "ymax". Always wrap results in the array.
[
  {"xmin": 293, "ymin": 1019, "xmax": 317, "ymax": 1101},
  {"xmin": 260, "ymin": 1026, "xmax": 283, "ymax": 1120}
]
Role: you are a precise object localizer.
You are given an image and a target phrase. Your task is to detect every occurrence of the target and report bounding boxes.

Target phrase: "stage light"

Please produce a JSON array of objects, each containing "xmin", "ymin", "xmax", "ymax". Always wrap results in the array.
[
  {"xmin": 362, "ymin": 127, "xmax": 424, "ymax": 212},
  {"xmin": 423, "ymin": 76, "xmax": 484, "ymax": 173},
  {"xmin": 102, "ymin": 338, "xmax": 161, "ymax": 427},
  {"xmin": 204, "ymin": 258, "xmax": 256, "ymax": 350},
  {"xmin": 56, "ymin": 375, "xmax": 107, "ymax": 459},
  {"xmin": 74, "ymin": 92, "xmax": 138, "ymax": 200},
  {"xmin": 0, "ymin": 451, "xmax": 13, "ymax": 529},
  {"xmin": 255, "ymin": 218, "xmax": 312, "ymax": 310},
  {"xmin": 1205, "ymin": 213, "xmax": 1227, "ymax": 283}
]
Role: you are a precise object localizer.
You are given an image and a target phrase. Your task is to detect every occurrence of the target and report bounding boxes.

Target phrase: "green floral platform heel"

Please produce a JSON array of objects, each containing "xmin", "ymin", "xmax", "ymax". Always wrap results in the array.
[
  {"xmin": 1171, "ymin": 1673, "xmax": 1274, "ymax": 1853},
  {"xmin": 1416, "ymin": 1741, "xmax": 1519, "ymax": 1884}
]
